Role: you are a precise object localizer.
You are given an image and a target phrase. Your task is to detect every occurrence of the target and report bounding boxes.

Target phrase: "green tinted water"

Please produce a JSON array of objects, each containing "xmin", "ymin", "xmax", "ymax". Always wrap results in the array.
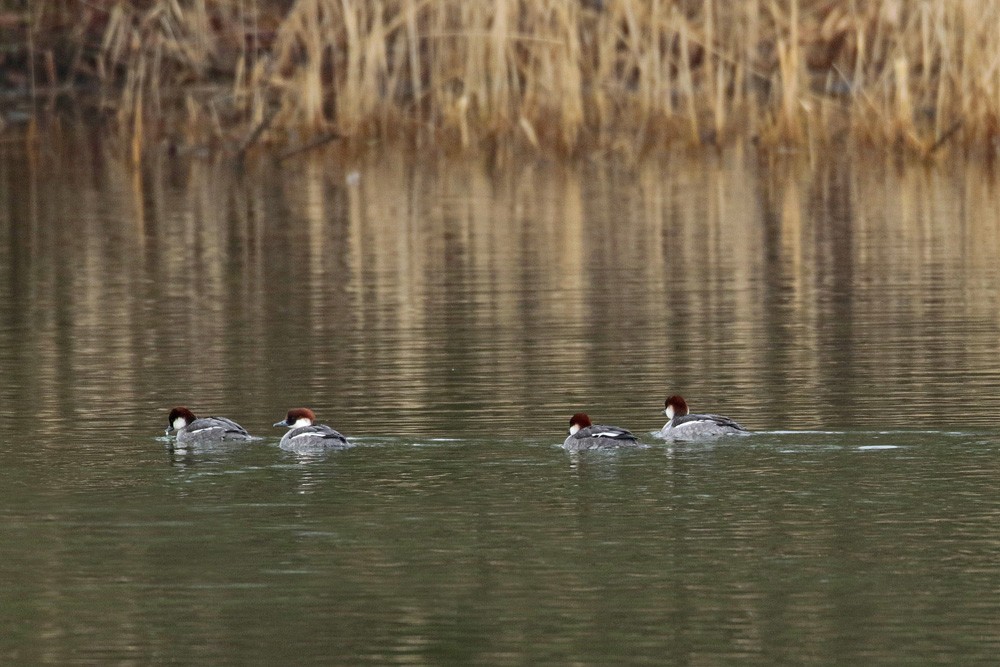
[{"xmin": 2, "ymin": 136, "xmax": 1000, "ymax": 663}]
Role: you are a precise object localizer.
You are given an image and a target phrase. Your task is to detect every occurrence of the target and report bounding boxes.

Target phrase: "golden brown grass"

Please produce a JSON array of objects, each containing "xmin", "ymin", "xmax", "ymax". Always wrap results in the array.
[{"xmin": 9, "ymin": 0, "xmax": 1000, "ymax": 160}]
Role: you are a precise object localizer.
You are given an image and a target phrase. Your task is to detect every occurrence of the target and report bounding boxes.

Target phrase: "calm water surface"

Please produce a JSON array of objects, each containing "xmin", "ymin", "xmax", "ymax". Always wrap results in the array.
[{"xmin": 3, "ymin": 134, "xmax": 1000, "ymax": 663}]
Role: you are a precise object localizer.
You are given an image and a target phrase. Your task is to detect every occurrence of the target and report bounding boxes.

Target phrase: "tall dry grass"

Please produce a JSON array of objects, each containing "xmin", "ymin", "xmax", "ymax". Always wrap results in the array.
[{"xmin": 9, "ymin": 0, "xmax": 1000, "ymax": 159}]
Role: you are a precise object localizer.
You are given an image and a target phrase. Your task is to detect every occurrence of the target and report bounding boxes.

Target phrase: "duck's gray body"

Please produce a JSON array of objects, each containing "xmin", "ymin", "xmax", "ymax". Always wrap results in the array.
[
  {"xmin": 660, "ymin": 413, "xmax": 749, "ymax": 440},
  {"xmin": 279, "ymin": 424, "xmax": 352, "ymax": 452},
  {"xmin": 175, "ymin": 416, "xmax": 251, "ymax": 446},
  {"xmin": 563, "ymin": 424, "xmax": 641, "ymax": 451}
]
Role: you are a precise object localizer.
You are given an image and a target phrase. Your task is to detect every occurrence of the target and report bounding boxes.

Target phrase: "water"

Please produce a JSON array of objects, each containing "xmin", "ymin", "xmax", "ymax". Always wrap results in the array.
[{"xmin": 3, "ymin": 133, "xmax": 1000, "ymax": 663}]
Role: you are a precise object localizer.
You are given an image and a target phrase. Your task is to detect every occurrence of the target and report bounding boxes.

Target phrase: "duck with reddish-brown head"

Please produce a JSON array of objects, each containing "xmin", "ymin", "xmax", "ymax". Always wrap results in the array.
[
  {"xmin": 273, "ymin": 407, "xmax": 352, "ymax": 452},
  {"xmin": 661, "ymin": 395, "xmax": 749, "ymax": 440},
  {"xmin": 563, "ymin": 412, "xmax": 643, "ymax": 451},
  {"xmin": 165, "ymin": 406, "xmax": 252, "ymax": 446}
]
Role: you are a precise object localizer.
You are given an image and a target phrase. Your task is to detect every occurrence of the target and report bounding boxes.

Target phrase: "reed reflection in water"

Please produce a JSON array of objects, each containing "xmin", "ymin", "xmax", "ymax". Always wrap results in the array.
[{"xmin": 3, "ymin": 138, "xmax": 1000, "ymax": 438}]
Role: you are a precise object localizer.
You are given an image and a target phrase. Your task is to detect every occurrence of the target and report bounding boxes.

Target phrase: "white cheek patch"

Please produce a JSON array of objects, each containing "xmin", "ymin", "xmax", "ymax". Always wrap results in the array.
[
  {"xmin": 293, "ymin": 417, "xmax": 312, "ymax": 427},
  {"xmin": 665, "ymin": 406, "xmax": 675, "ymax": 420},
  {"xmin": 569, "ymin": 424, "xmax": 580, "ymax": 435},
  {"xmin": 172, "ymin": 417, "xmax": 188, "ymax": 430}
]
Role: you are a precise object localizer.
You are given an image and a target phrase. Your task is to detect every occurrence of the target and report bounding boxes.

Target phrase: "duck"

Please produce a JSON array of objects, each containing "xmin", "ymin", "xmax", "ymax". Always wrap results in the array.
[
  {"xmin": 660, "ymin": 395, "xmax": 749, "ymax": 440},
  {"xmin": 563, "ymin": 412, "xmax": 642, "ymax": 451},
  {"xmin": 273, "ymin": 407, "xmax": 352, "ymax": 451},
  {"xmin": 165, "ymin": 406, "xmax": 252, "ymax": 446}
]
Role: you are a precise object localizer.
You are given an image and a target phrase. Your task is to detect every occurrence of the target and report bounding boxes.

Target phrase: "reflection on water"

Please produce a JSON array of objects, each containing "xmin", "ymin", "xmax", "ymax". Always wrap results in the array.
[
  {"xmin": 3, "ymin": 136, "xmax": 1000, "ymax": 440},
  {"xmin": 3, "ymin": 130, "xmax": 1000, "ymax": 663}
]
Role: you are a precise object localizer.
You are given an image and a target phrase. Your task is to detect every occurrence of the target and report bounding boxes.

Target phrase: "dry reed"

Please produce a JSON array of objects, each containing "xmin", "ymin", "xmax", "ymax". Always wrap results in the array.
[{"xmin": 7, "ymin": 0, "xmax": 1000, "ymax": 159}]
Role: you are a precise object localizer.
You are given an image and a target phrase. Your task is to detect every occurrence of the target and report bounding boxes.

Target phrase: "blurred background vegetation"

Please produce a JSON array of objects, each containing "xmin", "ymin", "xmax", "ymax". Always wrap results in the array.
[{"xmin": 1, "ymin": 1, "xmax": 998, "ymax": 160}]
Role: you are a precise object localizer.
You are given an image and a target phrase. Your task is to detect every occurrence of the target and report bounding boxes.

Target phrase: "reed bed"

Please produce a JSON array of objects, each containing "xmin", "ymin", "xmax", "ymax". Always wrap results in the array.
[{"xmin": 6, "ymin": 0, "xmax": 1000, "ymax": 159}]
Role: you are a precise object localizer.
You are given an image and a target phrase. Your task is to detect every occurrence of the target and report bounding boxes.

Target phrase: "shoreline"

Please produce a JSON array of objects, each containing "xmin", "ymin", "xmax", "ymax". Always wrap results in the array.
[{"xmin": 2, "ymin": 1, "xmax": 998, "ymax": 161}]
